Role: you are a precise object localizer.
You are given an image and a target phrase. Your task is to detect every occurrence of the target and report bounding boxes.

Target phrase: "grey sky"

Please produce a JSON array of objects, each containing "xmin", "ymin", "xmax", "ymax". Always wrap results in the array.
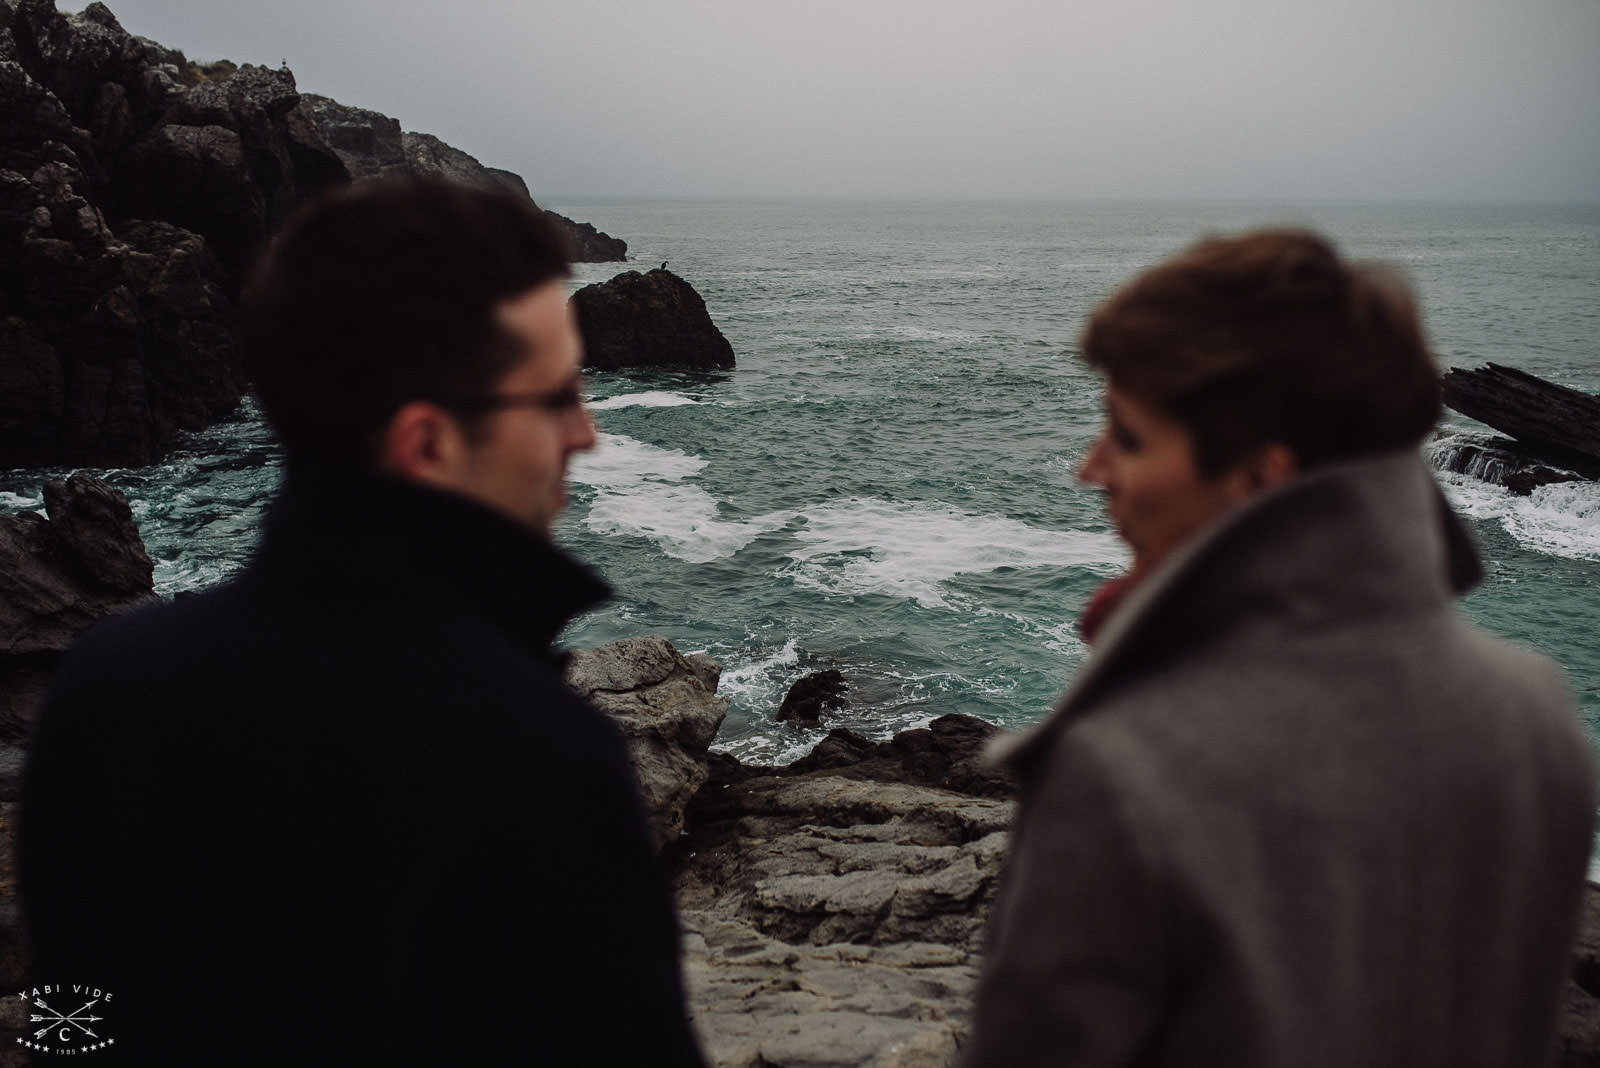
[{"xmin": 73, "ymin": 0, "xmax": 1600, "ymax": 202}]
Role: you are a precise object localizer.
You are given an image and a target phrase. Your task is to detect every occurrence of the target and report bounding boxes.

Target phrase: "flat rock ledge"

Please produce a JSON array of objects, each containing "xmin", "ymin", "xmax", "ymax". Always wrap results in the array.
[{"xmin": 670, "ymin": 719, "xmax": 1016, "ymax": 1068}]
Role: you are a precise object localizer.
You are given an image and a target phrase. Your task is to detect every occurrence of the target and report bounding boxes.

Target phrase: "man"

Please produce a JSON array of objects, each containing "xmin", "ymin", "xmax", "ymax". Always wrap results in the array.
[
  {"xmin": 21, "ymin": 177, "xmax": 708, "ymax": 1065},
  {"xmin": 960, "ymin": 229, "xmax": 1596, "ymax": 1067}
]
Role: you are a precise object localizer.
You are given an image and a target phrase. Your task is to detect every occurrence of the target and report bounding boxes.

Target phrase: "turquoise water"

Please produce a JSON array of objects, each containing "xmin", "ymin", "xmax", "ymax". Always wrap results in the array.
[
  {"xmin": 552, "ymin": 199, "xmax": 1600, "ymax": 766},
  {"xmin": 2, "ymin": 200, "xmax": 1597, "ymax": 775}
]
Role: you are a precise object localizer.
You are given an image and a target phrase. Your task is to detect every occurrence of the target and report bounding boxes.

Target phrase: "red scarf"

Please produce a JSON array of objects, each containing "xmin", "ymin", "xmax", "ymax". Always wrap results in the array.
[{"xmin": 1078, "ymin": 573, "xmax": 1138, "ymax": 645}]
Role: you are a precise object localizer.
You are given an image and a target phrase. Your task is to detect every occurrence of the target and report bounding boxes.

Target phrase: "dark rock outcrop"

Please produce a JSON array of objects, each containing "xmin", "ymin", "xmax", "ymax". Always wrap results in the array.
[
  {"xmin": 298, "ymin": 94, "xmax": 406, "ymax": 178},
  {"xmin": 776, "ymin": 668, "xmax": 848, "ymax": 726},
  {"xmin": 1, "ymin": 0, "xmax": 629, "ymax": 468},
  {"xmin": 0, "ymin": 0, "xmax": 343, "ymax": 467},
  {"xmin": 300, "ymin": 94, "xmax": 628, "ymax": 263},
  {"xmin": 117, "ymin": 62, "xmax": 347, "ymax": 285},
  {"xmin": 572, "ymin": 268, "xmax": 736, "ymax": 371},
  {"xmin": 1443, "ymin": 364, "xmax": 1600, "ymax": 481},
  {"xmin": 0, "ymin": 472, "xmax": 154, "ymax": 742},
  {"xmin": 555, "ymin": 214, "xmax": 630, "ymax": 264}
]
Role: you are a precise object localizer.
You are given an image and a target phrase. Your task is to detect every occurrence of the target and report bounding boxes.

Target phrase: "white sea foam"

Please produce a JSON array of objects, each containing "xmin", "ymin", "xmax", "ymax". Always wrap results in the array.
[
  {"xmin": 720, "ymin": 636, "xmax": 800, "ymax": 681},
  {"xmin": 0, "ymin": 491, "xmax": 41, "ymax": 512},
  {"xmin": 569, "ymin": 432, "xmax": 707, "ymax": 487},
  {"xmin": 715, "ymin": 638, "xmax": 802, "ymax": 710},
  {"xmin": 1438, "ymin": 472, "xmax": 1600, "ymax": 562},
  {"xmin": 569, "ymin": 433, "xmax": 793, "ymax": 563},
  {"xmin": 715, "ymin": 728, "xmax": 830, "ymax": 767},
  {"xmin": 587, "ymin": 391, "xmax": 699, "ymax": 411},
  {"xmin": 1500, "ymin": 482, "xmax": 1600, "ymax": 560},
  {"xmin": 783, "ymin": 497, "xmax": 1126, "ymax": 609},
  {"xmin": 977, "ymin": 607, "xmax": 1091, "ymax": 658},
  {"xmin": 708, "ymin": 639, "xmax": 827, "ymax": 764},
  {"xmin": 889, "ymin": 323, "xmax": 980, "ymax": 343},
  {"xmin": 1040, "ymin": 619, "xmax": 1091, "ymax": 655}
]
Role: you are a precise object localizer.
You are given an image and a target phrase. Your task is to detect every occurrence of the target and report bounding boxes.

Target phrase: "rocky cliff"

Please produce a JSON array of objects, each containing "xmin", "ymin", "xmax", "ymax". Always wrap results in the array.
[
  {"xmin": 0, "ymin": 0, "xmax": 627, "ymax": 469},
  {"xmin": 1, "ymin": 0, "xmax": 296, "ymax": 466},
  {"xmin": 300, "ymin": 94, "xmax": 627, "ymax": 264}
]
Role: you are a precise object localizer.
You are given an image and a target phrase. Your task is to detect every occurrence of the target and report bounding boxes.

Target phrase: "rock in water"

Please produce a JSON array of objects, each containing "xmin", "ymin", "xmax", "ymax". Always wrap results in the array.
[
  {"xmin": 564, "ymin": 635, "xmax": 728, "ymax": 848},
  {"xmin": 571, "ymin": 268, "xmax": 737, "ymax": 371},
  {"xmin": 776, "ymin": 669, "xmax": 848, "ymax": 726},
  {"xmin": 1442, "ymin": 364, "xmax": 1600, "ymax": 480}
]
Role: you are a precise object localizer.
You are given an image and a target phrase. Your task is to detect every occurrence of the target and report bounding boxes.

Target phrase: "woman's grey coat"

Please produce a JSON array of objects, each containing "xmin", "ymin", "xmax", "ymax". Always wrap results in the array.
[{"xmin": 960, "ymin": 452, "xmax": 1596, "ymax": 1067}]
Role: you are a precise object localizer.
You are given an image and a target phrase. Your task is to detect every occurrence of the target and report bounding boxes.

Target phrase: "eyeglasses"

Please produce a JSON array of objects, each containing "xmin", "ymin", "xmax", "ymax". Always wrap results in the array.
[{"xmin": 448, "ymin": 379, "xmax": 587, "ymax": 415}]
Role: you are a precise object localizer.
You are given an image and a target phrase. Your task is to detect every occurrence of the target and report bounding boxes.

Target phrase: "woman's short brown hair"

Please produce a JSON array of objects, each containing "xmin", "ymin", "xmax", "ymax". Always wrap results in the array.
[{"xmin": 1080, "ymin": 228, "xmax": 1441, "ymax": 476}]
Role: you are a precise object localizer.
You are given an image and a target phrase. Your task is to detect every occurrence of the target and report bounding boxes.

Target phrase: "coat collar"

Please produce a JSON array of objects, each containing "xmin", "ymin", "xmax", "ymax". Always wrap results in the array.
[
  {"xmin": 992, "ymin": 450, "xmax": 1481, "ymax": 769},
  {"xmin": 252, "ymin": 460, "xmax": 610, "ymax": 654}
]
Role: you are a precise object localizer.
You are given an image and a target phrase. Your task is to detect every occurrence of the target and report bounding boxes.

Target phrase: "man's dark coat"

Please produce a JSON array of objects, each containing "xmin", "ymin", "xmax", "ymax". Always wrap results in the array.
[{"xmin": 21, "ymin": 465, "xmax": 708, "ymax": 1065}]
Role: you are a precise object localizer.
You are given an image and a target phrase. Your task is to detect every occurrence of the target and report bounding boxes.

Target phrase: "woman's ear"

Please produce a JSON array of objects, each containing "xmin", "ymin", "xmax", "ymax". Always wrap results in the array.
[
  {"xmin": 380, "ymin": 401, "xmax": 464, "ymax": 487},
  {"xmin": 1243, "ymin": 442, "xmax": 1299, "ymax": 492},
  {"xmin": 1217, "ymin": 442, "xmax": 1299, "ymax": 506}
]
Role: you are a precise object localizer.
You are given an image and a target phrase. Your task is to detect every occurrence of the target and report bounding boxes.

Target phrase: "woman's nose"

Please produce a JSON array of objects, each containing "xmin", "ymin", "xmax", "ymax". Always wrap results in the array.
[{"xmin": 1078, "ymin": 433, "xmax": 1110, "ymax": 486}]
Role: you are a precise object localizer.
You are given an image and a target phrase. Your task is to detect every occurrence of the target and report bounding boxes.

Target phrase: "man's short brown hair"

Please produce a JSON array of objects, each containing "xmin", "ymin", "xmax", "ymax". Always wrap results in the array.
[
  {"xmin": 243, "ymin": 176, "xmax": 573, "ymax": 467},
  {"xmin": 1080, "ymin": 228, "xmax": 1441, "ymax": 476}
]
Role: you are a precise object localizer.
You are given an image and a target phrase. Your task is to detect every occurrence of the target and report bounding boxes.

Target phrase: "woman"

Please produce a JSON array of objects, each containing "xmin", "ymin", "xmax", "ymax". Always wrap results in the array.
[{"xmin": 959, "ymin": 230, "xmax": 1595, "ymax": 1067}]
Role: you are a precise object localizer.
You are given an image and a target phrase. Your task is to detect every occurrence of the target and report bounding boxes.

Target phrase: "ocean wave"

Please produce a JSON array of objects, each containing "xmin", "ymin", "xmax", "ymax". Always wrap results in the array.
[
  {"xmin": 972, "ymin": 606, "xmax": 1090, "ymax": 658},
  {"xmin": 570, "ymin": 433, "xmax": 793, "ymax": 563},
  {"xmin": 0, "ymin": 490, "xmax": 42, "ymax": 513},
  {"xmin": 713, "ymin": 637, "xmax": 803, "ymax": 725},
  {"xmin": 888, "ymin": 323, "xmax": 982, "ymax": 343},
  {"xmin": 586, "ymin": 391, "xmax": 700, "ymax": 411},
  {"xmin": 570, "ymin": 432, "xmax": 708, "ymax": 486},
  {"xmin": 782, "ymin": 497, "xmax": 1126, "ymax": 609},
  {"xmin": 718, "ymin": 637, "xmax": 802, "ymax": 693},
  {"xmin": 1438, "ymin": 472, "xmax": 1600, "ymax": 561}
]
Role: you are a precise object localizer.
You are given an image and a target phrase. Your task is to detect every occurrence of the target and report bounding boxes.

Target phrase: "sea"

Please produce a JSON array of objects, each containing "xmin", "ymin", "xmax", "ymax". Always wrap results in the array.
[{"xmin": 4, "ymin": 197, "xmax": 1598, "ymax": 796}]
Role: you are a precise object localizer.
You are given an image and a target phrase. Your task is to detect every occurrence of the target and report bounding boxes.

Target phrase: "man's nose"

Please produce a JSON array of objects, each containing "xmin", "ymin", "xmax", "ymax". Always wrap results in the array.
[{"xmin": 568, "ymin": 403, "xmax": 598, "ymax": 453}]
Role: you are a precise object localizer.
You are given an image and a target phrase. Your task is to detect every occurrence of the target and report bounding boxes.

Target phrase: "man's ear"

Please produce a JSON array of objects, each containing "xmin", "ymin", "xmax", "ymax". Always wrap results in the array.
[{"xmin": 380, "ymin": 401, "xmax": 464, "ymax": 488}]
